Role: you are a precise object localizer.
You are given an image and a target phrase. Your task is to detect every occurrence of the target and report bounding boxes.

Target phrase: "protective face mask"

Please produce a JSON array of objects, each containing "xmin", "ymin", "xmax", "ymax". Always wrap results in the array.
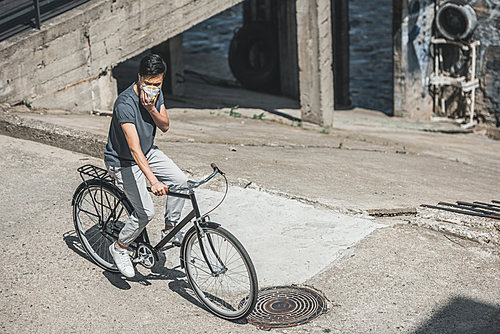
[{"xmin": 140, "ymin": 84, "xmax": 160, "ymax": 103}]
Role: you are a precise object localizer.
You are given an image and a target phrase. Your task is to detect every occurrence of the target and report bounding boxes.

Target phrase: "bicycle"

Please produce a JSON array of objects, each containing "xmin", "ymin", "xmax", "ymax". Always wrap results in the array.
[{"xmin": 71, "ymin": 163, "xmax": 258, "ymax": 320}]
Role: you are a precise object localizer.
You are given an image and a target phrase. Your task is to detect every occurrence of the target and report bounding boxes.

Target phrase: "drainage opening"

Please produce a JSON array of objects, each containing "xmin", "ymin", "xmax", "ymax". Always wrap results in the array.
[{"xmin": 245, "ymin": 285, "xmax": 328, "ymax": 330}]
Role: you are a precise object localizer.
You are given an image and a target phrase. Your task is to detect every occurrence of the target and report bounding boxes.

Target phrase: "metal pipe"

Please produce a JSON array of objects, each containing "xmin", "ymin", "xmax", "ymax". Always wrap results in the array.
[
  {"xmin": 474, "ymin": 201, "xmax": 500, "ymax": 209},
  {"xmin": 434, "ymin": 42, "xmax": 439, "ymax": 114},
  {"xmin": 457, "ymin": 201, "xmax": 500, "ymax": 213},
  {"xmin": 469, "ymin": 42, "xmax": 476, "ymax": 124},
  {"xmin": 421, "ymin": 204, "xmax": 500, "ymax": 220},
  {"xmin": 438, "ymin": 202, "xmax": 500, "ymax": 217},
  {"xmin": 33, "ymin": 0, "xmax": 41, "ymax": 29}
]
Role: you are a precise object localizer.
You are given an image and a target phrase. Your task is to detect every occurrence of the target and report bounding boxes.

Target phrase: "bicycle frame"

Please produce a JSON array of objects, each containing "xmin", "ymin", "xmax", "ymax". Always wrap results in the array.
[{"xmin": 154, "ymin": 190, "xmax": 225, "ymax": 276}]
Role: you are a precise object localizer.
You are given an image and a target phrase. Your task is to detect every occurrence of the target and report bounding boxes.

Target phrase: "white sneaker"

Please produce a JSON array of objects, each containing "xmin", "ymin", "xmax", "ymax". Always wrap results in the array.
[
  {"xmin": 161, "ymin": 229, "xmax": 185, "ymax": 247},
  {"xmin": 109, "ymin": 242, "xmax": 135, "ymax": 278}
]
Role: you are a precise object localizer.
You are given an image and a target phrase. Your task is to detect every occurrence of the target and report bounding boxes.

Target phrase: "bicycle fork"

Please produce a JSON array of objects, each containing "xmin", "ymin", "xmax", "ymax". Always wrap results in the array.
[{"xmin": 194, "ymin": 219, "xmax": 228, "ymax": 277}]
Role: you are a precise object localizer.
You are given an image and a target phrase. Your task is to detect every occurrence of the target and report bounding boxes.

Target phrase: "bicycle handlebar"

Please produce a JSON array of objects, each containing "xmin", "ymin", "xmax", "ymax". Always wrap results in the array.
[{"xmin": 147, "ymin": 163, "xmax": 224, "ymax": 193}]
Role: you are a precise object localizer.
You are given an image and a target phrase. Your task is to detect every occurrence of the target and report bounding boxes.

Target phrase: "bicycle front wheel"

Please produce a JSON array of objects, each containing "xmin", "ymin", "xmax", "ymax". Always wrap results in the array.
[
  {"xmin": 73, "ymin": 180, "xmax": 133, "ymax": 272},
  {"xmin": 183, "ymin": 226, "xmax": 258, "ymax": 320}
]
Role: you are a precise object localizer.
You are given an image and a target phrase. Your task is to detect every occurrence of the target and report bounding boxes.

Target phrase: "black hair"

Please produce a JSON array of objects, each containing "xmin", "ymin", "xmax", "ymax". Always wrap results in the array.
[{"xmin": 139, "ymin": 53, "xmax": 167, "ymax": 77}]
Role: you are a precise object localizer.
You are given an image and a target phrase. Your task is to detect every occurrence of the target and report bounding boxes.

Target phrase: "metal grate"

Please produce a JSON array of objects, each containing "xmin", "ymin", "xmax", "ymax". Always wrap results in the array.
[{"xmin": 244, "ymin": 285, "xmax": 328, "ymax": 330}]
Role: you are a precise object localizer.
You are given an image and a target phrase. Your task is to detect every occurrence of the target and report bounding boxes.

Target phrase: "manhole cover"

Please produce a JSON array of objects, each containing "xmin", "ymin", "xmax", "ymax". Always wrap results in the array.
[{"xmin": 245, "ymin": 285, "xmax": 328, "ymax": 330}]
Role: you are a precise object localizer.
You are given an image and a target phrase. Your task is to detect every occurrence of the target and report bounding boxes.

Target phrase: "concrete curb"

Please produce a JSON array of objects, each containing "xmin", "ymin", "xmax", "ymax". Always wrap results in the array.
[
  {"xmin": 411, "ymin": 207, "xmax": 500, "ymax": 245},
  {"xmin": 0, "ymin": 113, "xmax": 105, "ymax": 159}
]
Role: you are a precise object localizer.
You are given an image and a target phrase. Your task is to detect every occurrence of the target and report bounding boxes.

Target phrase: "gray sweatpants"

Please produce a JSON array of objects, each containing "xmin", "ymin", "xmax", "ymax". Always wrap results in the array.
[{"xmin": 105, "ymin": 146, "xmax": 188, "ymax": 247}]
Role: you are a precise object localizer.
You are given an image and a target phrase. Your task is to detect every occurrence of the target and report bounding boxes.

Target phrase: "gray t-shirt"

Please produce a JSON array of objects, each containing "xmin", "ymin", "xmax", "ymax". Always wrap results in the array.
[{"xmin": 104, "ymin": 83, "xmax": 165, "ymax": 167}]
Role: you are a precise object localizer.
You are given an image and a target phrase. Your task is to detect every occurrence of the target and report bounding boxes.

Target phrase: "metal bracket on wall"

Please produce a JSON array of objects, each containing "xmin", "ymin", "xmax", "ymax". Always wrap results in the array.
[{"xmin": 430, "ymin": 37, "xmax": 480, "ymax": 129}]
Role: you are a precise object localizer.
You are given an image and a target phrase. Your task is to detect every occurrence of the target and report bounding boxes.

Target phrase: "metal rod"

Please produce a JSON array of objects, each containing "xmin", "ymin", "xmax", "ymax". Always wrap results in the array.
[
  {"xmin": 469, "ymin": 42, "xmax": 477, "ymax": 124},
  {"xmin": 421, "ymin": 204, "xmax": 500, "ymax": 220},
  {"xmin": 438, "ymin": 202, "xmax": 500, "ymax": 217},
  {"xmin": 433, "ymin": 31, "xmax": 439, "ymax": 114},
  {"xmin": 473, "ymin": 201, "xmax": 500, "ymax": 209},
  {"xmin": 493, "ymin": 200, "xmax": 500, "ymax": 204},
  {"xmin": 33, "ymin": 0, "xmax": 41, "ymax": 29},
  {"xmin": 457, "ymin": 201, "xmax": 500, "ymax": 213}
]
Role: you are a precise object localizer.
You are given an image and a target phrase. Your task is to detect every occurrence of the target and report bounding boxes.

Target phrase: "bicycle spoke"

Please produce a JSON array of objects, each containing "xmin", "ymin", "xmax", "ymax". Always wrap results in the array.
[
  {"xmin": 185, "ymin": 227, "xmax": 257, "ymax": 319},
  {"xmin": 189, "ymin": 261, "xmax": 214, "ymax": 277},
  {"xmin": 74, "ymin": 183, "xmax": 128, "ymax": 272}
]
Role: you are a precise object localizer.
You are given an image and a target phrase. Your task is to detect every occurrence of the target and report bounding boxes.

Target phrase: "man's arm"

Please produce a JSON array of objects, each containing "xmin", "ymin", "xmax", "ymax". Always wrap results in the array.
[
  {"xmin": 140, "ymin": 89, "xmax": 169, "ymax": 132},
  {"xmin": 121, "ymin": 122, "xmax": 168, "ymax": 196}
]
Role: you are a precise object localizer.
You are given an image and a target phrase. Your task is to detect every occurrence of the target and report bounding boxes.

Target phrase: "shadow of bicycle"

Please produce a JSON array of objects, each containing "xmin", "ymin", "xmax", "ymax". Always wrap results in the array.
[
  {"xmin": 63, "ymin": 229, "xmax": 201, "ymax": 305},
  {"xmin": 63, "ymin": 229, "xmax": 248, "ymax": 324}
]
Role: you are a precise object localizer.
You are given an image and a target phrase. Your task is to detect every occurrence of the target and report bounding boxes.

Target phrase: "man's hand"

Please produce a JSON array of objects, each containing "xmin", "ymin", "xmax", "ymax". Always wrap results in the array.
[
  {"xmin": 139, "ymin": 88, "xmax": 157, "ymax": 114},
  {"xmin": 151, "ymin": 181, "xmax": 169, "ymax": 196}
]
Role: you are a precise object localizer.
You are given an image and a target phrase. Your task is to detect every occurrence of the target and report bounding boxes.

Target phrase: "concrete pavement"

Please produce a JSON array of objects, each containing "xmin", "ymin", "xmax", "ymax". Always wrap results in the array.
[
  {"xmin": 1, "ymin": 105, "xmax": 499, "ymax": 214},
  {"xmin": 1, "ymin": 97, "xmax": 499, "ymax": 333},
  {"xmin": 1, "ymin": 135, "xmax": 499, "ymax": 334}
]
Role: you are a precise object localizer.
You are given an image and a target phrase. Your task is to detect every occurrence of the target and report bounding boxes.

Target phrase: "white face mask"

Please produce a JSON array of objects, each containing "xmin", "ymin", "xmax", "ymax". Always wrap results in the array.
[{"xmin": 140, "ymin": 85, "xmax": 160, "ymax": 103}]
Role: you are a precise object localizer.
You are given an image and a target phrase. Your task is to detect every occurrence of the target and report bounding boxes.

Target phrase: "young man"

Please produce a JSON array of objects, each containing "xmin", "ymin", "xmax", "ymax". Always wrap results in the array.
[{"xmin": 104, "ymin": 54, "xmax": 188, "ymax": 278}]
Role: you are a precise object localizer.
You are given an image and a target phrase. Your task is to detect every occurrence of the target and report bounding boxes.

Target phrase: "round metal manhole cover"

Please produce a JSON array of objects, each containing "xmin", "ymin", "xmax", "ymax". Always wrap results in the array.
[{"xmin": 245, "ymin": 285, "xmax": 328, "ymax": 330}]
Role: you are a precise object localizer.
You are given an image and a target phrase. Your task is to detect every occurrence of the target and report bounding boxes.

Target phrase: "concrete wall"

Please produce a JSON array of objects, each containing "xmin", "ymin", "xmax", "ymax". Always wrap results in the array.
[
  {"xmin": 0, "ymin": 0, "xmax": 242, "ymax": 112},
  {"xmin": 471, "ymin": 0, "xmax": 500, "ymax": 126},
  {"xmin": 394, "ymin": 0, "xmax": 434, "ymax": 121},
  {"xmin": 394, "ymin": 0, "xmax": 500, "ymax": 126}
]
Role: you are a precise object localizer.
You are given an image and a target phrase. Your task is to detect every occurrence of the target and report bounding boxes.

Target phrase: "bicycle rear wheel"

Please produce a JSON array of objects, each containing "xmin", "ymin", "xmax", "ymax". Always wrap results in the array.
[
  {"xmin": 182, "ymin": 225, "xmax": 258, "ymax": 320},
  {"xmin": 73, "ymin": 180, "xmax": 133, "ymax": 272}
]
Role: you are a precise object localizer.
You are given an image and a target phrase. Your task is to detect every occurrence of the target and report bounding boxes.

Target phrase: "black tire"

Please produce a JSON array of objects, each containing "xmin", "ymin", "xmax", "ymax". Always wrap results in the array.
[
  {"xmin": 229, "ymin": 22, "xmax": 280, "ymax": 93},
  {"xmin": 182, "ymin": 226, "xmax": 258, "ymax": 320},
  {"xmin": 73, "ymin": 180, "xmax": 133, "ymax": 272}
]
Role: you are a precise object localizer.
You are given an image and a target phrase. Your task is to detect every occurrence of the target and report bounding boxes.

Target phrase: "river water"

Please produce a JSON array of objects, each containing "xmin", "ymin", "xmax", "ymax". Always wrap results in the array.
[{"xmin": 183, "ymin": 1, "xmax": 394, "ymax": 114}]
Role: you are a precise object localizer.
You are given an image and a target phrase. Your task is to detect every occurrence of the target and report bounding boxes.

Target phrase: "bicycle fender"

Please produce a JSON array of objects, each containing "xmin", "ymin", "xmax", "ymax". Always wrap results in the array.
[
  {"xmin": 71, "ymin": 181, "xmax": 91, "ymax": 206},
  {"xmin": 199, "ymin": 221, "xmax": 221, "ymax": 229}
]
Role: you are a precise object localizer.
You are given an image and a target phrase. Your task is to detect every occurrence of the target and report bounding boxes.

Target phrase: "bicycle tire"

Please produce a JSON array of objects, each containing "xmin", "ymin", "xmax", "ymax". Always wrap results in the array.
[
  {"xmin": 73, "ymin": 180, "xmax": 133, "ymax": 272},
  {"xmin": 228, "ymin": 22, "xmax": 280, "ymax": 93},
  {"xmin": 182, "ymin": 225, "xmax": 258, "ymax": 320}
]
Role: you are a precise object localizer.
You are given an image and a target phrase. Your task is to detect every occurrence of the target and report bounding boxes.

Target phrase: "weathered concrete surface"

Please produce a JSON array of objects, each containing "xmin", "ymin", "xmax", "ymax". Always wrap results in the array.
[
  {"xmin": 393, "ymin": 0, "xmax": 434, "ymax": 121},
  {"xmin": 0, "ymin": 0, "xmax": 242, "ymax": 112},
  {"xmin": 0, "ymin": 113, "xmax": 105, "ymax": 158},
  {"xmin": 412, "ymin": 207, "xmax": 500, "ymax": 246},
  {"xmin": 307, "ymin": 224, "xmax": 500, "ymax": 333},
  {"xmin": 1, "ymin": 99, "xmax": 499, "ymax": 215},
  {"xmin": 191, "ymin": 187, "xmax": 385, "ymax": 286},
  {"xmin": 1, "ymin": 135, "xmax": 499, "ymax": 333}
]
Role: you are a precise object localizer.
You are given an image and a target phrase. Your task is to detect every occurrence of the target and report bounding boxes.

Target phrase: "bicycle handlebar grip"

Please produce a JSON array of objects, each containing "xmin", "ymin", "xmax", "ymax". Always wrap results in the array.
[{"xmin": 211, "ymin": 163, "xmax": 217, "ymax": 170}]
